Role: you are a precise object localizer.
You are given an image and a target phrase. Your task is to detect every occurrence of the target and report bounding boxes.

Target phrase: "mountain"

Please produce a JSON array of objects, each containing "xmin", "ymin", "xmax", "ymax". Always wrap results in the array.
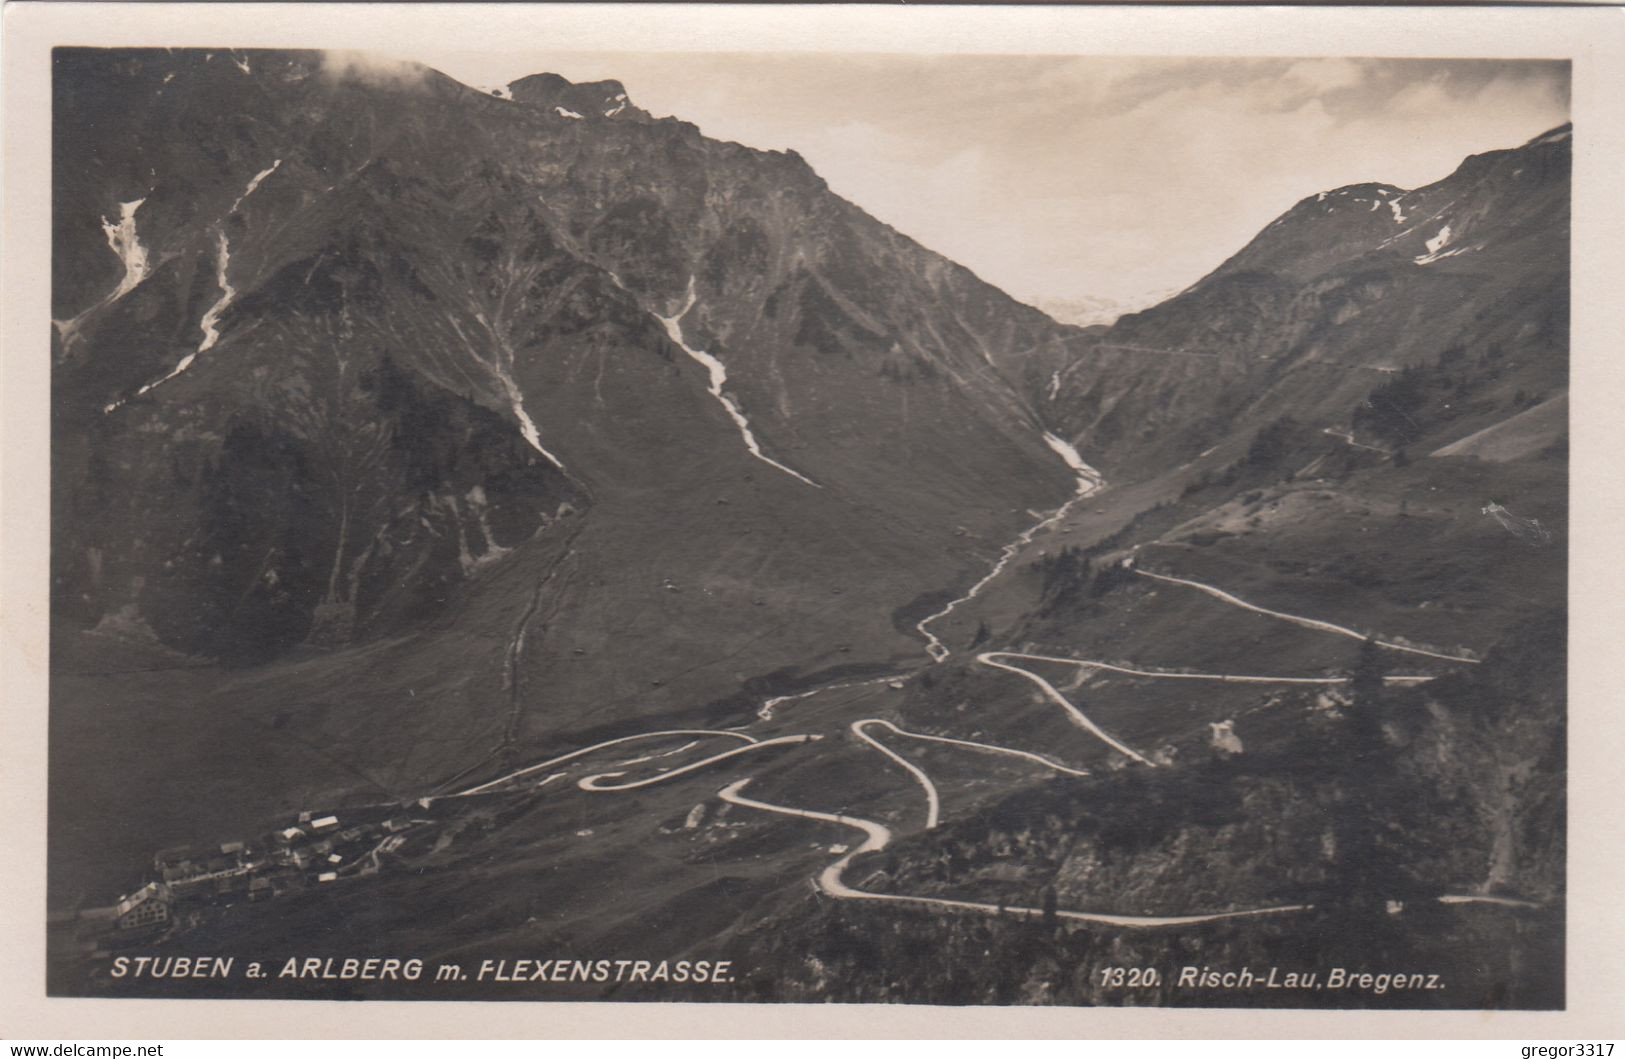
[
  {"xmin": 1030, "ymin": 124, "xmax": 1569, "ymax": 479},
  {"xmin": 48, "ymin": 48, "xmax": 1568, "ymax": 1008},
  {"xmin": 1031, "ymin": 288, "xmax": 1183, "ymax": 329},
  {"xmin": 50, "ymin": 48, "xmax": 1092, "ymax": 780},
  {"xmin": 724, "ymin": 128, "xmax": 1568, "ymax": 1006},
  {"xmin": 1030, "ymin": 294, "xmax": 1133, "ymax": 329}
]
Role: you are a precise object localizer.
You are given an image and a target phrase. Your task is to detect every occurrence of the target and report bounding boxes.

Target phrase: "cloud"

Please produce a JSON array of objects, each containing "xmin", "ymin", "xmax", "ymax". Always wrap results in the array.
[
  {"xmin": 319, "ymin": 50, "xmax": 430, "ymax": 88},
  {"xmin": 1281, "ymin": 58, "xmax": 1366, "ymax": 94}
]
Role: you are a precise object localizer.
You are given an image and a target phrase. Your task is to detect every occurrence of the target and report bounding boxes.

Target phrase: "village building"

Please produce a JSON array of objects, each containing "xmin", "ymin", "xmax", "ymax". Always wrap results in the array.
[{"xmin": 113, "ymin": 882, "xmax": 172, "ymax": 935}]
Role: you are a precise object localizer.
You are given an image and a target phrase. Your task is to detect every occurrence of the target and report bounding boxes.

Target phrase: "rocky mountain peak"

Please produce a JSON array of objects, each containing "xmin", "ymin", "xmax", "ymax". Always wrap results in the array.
[
  {"xmin": 1293, "ymin": 181, "xmax": 1408, "ymax": 214},
  {"xmin": 507, "ymin": 72, "xmax": 645, "ymax": 121}
]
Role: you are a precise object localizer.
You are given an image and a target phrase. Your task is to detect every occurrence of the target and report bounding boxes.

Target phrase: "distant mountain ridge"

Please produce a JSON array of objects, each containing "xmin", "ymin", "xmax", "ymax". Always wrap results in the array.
[
  {"xmin": 1033, "ymin": 121, "xmax": 1569, "ymax": 478},
  {"xmin": 1031, "ymin": 292, "xmax": 1160, "ymax": 329}
]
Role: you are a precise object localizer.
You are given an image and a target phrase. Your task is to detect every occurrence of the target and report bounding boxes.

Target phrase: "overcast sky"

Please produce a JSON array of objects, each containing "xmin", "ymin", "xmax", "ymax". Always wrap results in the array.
[{"xmin": 403, "ymin": 52, "xmax": 1569, "ymax": 307}]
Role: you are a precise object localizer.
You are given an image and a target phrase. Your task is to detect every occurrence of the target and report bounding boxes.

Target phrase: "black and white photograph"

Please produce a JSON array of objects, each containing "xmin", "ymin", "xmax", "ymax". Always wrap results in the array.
[{"xmin": 6, "ymin": 2, "xmax": 1622, "ymax": 1034}]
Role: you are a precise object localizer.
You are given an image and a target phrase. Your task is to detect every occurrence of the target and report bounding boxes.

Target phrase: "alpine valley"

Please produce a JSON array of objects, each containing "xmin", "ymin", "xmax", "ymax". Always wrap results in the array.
[{"xmin": 49, "ymin": 49, "xmax": 1568, "ymax": 1007}]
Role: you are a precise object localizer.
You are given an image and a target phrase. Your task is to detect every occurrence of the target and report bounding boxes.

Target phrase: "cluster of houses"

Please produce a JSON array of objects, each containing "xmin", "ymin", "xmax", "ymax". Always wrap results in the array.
[{"xmin": 106, "ymin": 806, "xmax": 430, "ymax": 940}]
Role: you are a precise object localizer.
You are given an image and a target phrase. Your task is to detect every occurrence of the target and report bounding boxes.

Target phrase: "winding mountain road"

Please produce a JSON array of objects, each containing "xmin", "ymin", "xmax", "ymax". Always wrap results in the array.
[
  {"xmin": 758, "ymin": 675, "xmax": 906, "ymax": 721},
  {"xmin": 850, "ymin": 720, "xmax": 941, "ymax": 829},
  {"xmin": 576, "ymin": 734, "xmax": 817, "ymax": 792},
  {"xmin": 449, "ymin": 537, "xmax": 1511, "ymax": 937},
  {"xmin": 846, "ymin": 716, "xmax": 1092, "ymax": 833},
  {"xmin": 858, "ymin": 719, "xmax": 1090, "ymax": 778},
  {"xmin": 453, "ymin": 728, "xmax": 756, "ymax": 797},
  {"xmin": 976, "ymin": 651, "xmax": 1156, "ymax": 766},
  {"xmin": 718, "ymin": 778, "xmax": 1312, "ymax": 927},
  {"xmin": 1323, "ymin": 427, "xmax": 1393, "ymax": 455},
  {"xmin": 855, "ymin": 645, "xmax": 1436, "ymax": 829},
  {"xmin": 1133, "ymin": 568, "xmax": 1481, "ymax": 664},
  {"xmin": 983, "ymin": 650, "xmax": 1435, "ymax": 688},
  {"xmin": 1437, "ymin": 894, "xmax": 1541, "ymax": 909},
  {"xmin": 971, "ymin": 628, "xmax": 1449, "ymax": 773}
]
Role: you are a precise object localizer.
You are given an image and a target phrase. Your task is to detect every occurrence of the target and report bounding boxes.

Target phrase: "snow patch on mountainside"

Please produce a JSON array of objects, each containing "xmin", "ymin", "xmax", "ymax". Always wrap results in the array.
[
  {"xmin": 231, "ymin": 160, "xmax": 281, "ymax": 213},
  {"xmin": 56, "ymin": 198, "xmax": 156, "ymax": 351},
  {"xmin": 102, "ymin": 199, "xmax": 152, "ymax": 300},
  {"xmin": 447, "ymin": 486, "xmax": 513, "ymax": 574},
  {"xmin": 647, "ymin": 276, "xmax": 820, "ymax": 488},
  {"xmin": 554, "ymin": 106, "xmax": 584, "ymax": 120},
  {"xmin": 443, "ymin": 313, "xmax": 568, "ymax": 473},
  {"xmin": 1415, "ymin": 246, "xmax": 1472, "ymax": 266},
  {"xmin": 1414, "ymin": 224, "xmax": 1472, "ymax": 265},
  {"xmin": 103, "ymin": 162, "xmax": 292, "ymax": 412},
  {"xmin": 495, "ymin": 363, "xmax": 565, "ymax": 471},
  {"xmin": 196, "ymin": 162, "xmax": 278, "ymax": 355},
  {"xmin": 105, "ymin": 231, "xmax": 231, "ymax": 412},
  {"xmin": 195, "ymin": 230, "xmax": 237, "ymax": 354}
]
